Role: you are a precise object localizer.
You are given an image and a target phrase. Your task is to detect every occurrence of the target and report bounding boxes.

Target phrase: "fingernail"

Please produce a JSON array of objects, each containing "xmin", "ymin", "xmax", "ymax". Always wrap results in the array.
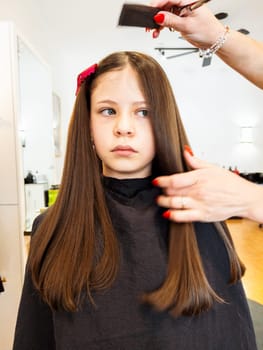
[
  {"xmin": 153, "ymin": 13, "xmax": 165, "ymax": 24},
  {"xmin": 152, "ymin": 30, "xmax": 159, "ymax": 39},
  {"xmin": 152, "ymin": 178, "xmax": 159, "ymax": 186},
  {"xmin": 162, "ymin": 210, "xmax": 171, "ymax": 219},
  {"xmin": 145, "ymin": 27, "xmax": 151, "ymax": 32},
  {"xmin": 184, "ymin": 145, "xmax": 194, "ymax": 156}
]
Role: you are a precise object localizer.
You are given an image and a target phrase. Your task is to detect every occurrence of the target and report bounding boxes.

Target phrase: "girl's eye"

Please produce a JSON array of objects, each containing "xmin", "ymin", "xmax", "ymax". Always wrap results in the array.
[
  {"xmin": 137, "ymin": 109, "xmax": 149, "ymax": 117},
  {"xmin": 101, "ymin": 108, "xmax": 116, "ymax": 116}
]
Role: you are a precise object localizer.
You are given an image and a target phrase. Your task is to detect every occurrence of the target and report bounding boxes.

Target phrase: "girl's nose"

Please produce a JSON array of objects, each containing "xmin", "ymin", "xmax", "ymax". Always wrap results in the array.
[{"xmin": 114, "ymin": 115, "xmax": 135, "ymax": 136}]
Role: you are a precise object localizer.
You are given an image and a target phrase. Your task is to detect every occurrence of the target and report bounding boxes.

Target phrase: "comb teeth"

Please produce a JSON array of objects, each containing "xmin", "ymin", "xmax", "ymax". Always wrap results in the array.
[{"xmin": 118, "ymin": 4, "xmax": 161, "ymax": 29}]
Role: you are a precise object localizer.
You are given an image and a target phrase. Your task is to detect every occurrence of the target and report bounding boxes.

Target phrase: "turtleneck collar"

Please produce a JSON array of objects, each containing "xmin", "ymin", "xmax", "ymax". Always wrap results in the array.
[
  {"xmin": 102, "ymin": 176, "xmax": 154, "ymax": 198},
  {"xmin": 102, "ymin": 176, "xmax": 162, "ymax": 208}
]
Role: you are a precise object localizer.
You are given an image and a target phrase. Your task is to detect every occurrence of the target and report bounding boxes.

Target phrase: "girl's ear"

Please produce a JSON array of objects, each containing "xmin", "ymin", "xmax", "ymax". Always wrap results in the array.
[
  {"xmin": 90, "ymin": 125, "xmax": 94, "ymax": 141},
  {"xmin": 90, "ymin": 131, "xmax": 95, "ymax": 149}
]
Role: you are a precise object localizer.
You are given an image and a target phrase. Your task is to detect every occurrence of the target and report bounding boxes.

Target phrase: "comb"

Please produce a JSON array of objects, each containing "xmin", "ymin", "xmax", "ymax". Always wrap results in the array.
[{"xmin": 118, "ymin": 4, "xmax": 162, "ymax": 29}]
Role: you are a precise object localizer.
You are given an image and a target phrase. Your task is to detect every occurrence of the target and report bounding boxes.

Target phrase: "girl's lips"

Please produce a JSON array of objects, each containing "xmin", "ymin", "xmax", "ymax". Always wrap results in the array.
[{"xmin": 111, "ymin": 145, "xmax": 137, "ymax": 156}]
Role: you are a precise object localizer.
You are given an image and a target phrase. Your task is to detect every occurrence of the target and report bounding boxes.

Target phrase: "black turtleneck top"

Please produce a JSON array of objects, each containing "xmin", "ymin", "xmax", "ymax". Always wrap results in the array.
[{"xmin": 13, "ymin": 177, "xmax": 257, "ymax": 350}]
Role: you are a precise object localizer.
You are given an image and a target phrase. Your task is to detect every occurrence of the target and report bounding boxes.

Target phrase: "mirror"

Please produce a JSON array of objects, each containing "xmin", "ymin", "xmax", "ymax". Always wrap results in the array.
[{"xmin": 17, "ymin": 38, "xmax": 57, "ymax": 232}]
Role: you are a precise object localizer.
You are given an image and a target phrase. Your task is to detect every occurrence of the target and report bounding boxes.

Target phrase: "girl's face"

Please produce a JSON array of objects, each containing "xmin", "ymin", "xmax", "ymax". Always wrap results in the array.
[{"xmin": 90, "ymin": 65, "xmax": 155, "ymax": 179}]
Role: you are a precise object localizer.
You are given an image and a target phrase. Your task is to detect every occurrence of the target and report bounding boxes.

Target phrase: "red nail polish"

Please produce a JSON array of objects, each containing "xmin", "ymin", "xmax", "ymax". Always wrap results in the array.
[
  {"xmin": 154, "ymin": 13, "xmax": 165, "ymax": 24},
  {"xmin": 152, "ymin": 30, "xmax": 159, "ymax": 39},
  {"xmin": 184, "ymin": 145, "xmax": 194, "ymax": 156},
  {"xmin": 152, "ymin": 178, "xmax": 159, "ymax": 186},
  {"xmin": 162, "ymin": 210, "xmax": 171, "ymax": 219},
  {"xmin": 145, "ymin": 27, "xmax": 151, "ymax": 32}
]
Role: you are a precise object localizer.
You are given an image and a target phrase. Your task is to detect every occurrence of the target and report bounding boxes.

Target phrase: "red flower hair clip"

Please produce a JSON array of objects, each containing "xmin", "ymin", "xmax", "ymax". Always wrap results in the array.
[{"xmin": 75, "ymin": 63, "xmax": 98, "ymax": 96}]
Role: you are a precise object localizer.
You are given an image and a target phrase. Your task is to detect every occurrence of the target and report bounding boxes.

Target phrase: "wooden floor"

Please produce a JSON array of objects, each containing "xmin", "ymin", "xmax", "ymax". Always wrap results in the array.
[
  {"xmin": 227, "ymin": 218, "xmax": 263, "ymax": 305},
  {"xmin": 24, "ymin": 219, "xmax": 263, "ymax": 305}
]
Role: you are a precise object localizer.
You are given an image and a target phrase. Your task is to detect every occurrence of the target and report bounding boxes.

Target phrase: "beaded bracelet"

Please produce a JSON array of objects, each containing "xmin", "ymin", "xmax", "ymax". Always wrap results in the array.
[{"xmin": 199, "ymin": 26, "xmax": 230, "ymax": 58}]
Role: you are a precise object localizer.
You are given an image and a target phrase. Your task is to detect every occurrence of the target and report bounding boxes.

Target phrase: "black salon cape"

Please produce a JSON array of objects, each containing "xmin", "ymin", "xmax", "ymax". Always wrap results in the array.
[{"xmin": 13, "ymin": 177, "xmax": 257, "ymax": 350}]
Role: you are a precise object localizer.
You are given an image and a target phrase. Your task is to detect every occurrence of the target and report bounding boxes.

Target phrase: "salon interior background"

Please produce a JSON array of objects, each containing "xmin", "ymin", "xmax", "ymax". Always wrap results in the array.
[
  {"xmin": 0, "ymin": 1, "xmax": 263, "ymax": 349},
  {"xmin": 1, "ymin": 0, "xmax": 263, "ymax": 181}
]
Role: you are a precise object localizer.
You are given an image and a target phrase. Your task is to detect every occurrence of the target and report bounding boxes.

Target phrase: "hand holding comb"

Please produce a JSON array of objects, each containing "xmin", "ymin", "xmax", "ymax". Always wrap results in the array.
[{"xmin": 118, "ymin": 1, "xmax": 211, "ymax": 29}]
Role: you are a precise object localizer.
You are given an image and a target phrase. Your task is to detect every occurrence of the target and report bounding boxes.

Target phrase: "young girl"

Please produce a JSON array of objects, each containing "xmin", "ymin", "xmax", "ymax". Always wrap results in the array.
[{"xmin": 13, "ymin": 51, "xmax": 257, "ymax": 350}]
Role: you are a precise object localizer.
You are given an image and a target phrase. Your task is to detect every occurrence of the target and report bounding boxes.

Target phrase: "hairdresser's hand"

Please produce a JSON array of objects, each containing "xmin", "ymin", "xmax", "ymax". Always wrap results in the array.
[
  {"xmin": 154, "ymin": 149, "xmax": 263, "ymax": 223},
  {"xmin": 150, "ymin": 0, "xmax": 224, "ymax": 47}
]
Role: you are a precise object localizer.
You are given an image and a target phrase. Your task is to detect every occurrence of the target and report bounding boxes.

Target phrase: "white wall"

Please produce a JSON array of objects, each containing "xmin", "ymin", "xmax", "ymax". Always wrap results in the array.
[
  {"xmin": 18, "ymin": 38, "xmax": 55, "ymax": 186},
  {"xmin": 160, "ymin": 54, "xmax": 263, "ymax": 172}
]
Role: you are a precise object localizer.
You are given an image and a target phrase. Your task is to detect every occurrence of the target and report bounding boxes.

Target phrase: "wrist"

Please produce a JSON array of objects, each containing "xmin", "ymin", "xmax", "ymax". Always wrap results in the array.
[
  {"xmin": 248, "ymin": 186, "xmax": 263, "ymax": 222},
  {"xmin": 240, "ymin": 182, "xmax": 263, "ymax": 222},
  {"xmin": 199, "ymin": 26, "xmax": 230, "ymax": 58}
]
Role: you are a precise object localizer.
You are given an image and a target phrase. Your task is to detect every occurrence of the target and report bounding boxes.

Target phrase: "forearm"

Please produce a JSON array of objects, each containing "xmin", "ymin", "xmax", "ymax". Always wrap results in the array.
[{"xmin": 216, "ymin": 29, "xmax": 263, "ymax": 89}]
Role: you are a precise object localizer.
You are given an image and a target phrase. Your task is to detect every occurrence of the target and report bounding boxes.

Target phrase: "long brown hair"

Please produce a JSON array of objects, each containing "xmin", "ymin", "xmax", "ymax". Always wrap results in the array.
[{"xmin": 28, "ymin": 51, "xmax": 245, "ymax": 315}]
